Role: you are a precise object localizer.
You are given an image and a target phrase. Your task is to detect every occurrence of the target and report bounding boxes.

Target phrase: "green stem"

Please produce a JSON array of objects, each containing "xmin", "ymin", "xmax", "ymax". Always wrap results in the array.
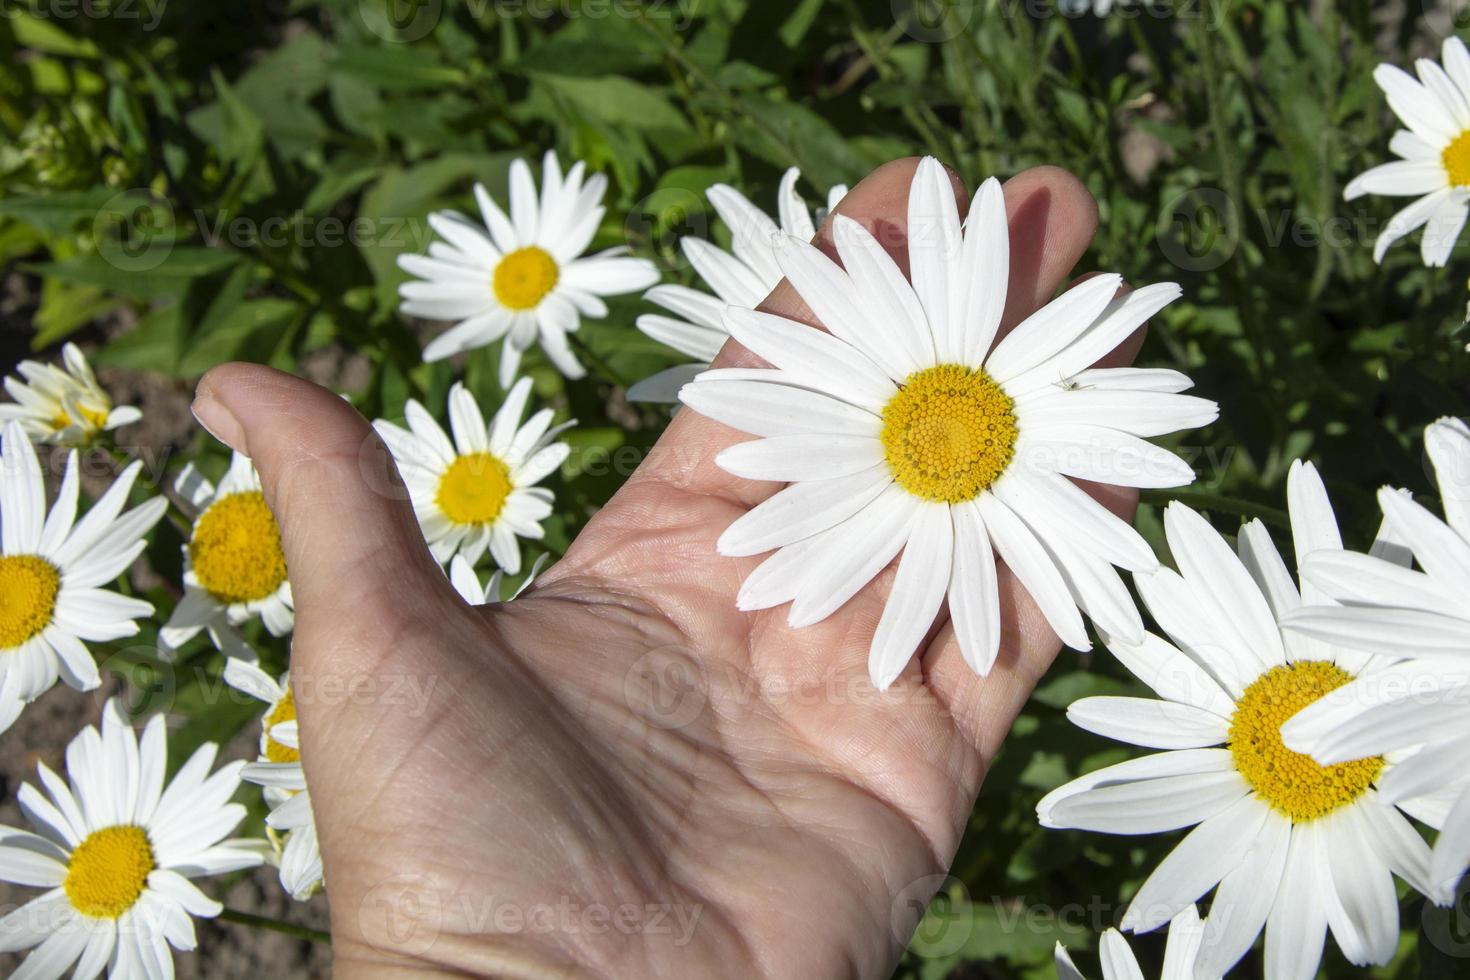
[
  {"xmin": 630, "ymin": 11, "xmax": 806, "ymax": 173},
  {"xmin": 838, "ymin": 0, "xmax": 949, "ymax": 162},
  {"xmin": 216, "ymin": 908, "xmax": 332, "ymax": 945},
  {"xmin": 568, "ymin": 333, "xmax": 631, "ymax": 390},
  {"xmin": 1140, "ymin": 489, "xmax": 1289, "ymax": 530}
]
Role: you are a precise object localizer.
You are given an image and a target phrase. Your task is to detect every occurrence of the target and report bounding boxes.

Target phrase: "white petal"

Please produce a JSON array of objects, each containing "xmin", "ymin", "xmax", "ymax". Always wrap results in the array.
[
  {"xmin": 1164, "ymin": 503, "xmax": 1283, "ymax": 668},
  {"xmin": 722, "ymin": 308, "xmax": 897, "ymax": 413},
  {"xmin": 977, "ymin": 493, "xmax": 1088, "ymax": 650},
  {"xmin": 1283, "ymin": 604, "xmax": 1470, "ymax": 658},
  {"xmin": 868, "ymin": 504, "xmax": 952, "ymax": 690},
  {"xmin": 717, "ymin": 466, "xmax": 892, "ymax": 557},
  {"xmin": 985, "ymin": 274, "xmax": 1123, "ymax": 382},
  {"xmin": 955, "ymin": 177, "xmax": 1009, "ymax": 365},
  {"xmin": 948, "ymin": 500, "xmax": 1001, "ymax": 676},
  {"xmin": 1016, "ymin": 389, "xmax": 1218, "ymax": 439},
  {"xmin": 1015, "ymin": 425, "xmax": 1196, "ymax": 489},
  {"xmin": 1122, "ymin": 794, "xmax": 1274, "ymax": 933},
  {"xmin": 1264, "ymin": 825, "xmax": 1330, "ymax": 980},
  {"xmin": 1426, "ymin": 417, "xmax": 1470, "ymax": 538},
  {"xmin": 1067, "ymin": 696, "xmax": 1228, "ymax": 749},
  {"xmin": 715, "ymin": 435, "xmax": 884, "ymax": 484},
  {"xmin": 1323, "ymin": 804, "xmax": 1400, "ymax": 965},
  {"xmin": 1194, "ymin": 812, "xmax": 1290, "ymax": 978},
  {"xmin": 1047, "ymin": 765, "xmax": 1248, "ymax": 835},
  {"xmin": 1431, "ymin": 789, "xmax": 1470, "ymax": 904},
  {"xmin": 787, "ymin": 486, "xmax": 914, "ymax": 627},
  {"xmin": 1105, "ymin": 632, "xmax": 1236, "ymax": 717},
  {"xmin": 680, "ymin": 379, "xmax": 879, "ymax": 439},
  {"xmin": 906, "ymin": 157, "xmax": 963, "ymax": 361}
]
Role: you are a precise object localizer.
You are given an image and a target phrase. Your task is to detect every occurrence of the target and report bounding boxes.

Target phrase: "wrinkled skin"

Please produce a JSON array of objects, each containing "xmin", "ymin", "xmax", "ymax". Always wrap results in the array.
[{"xmin": 194, "ymin": 157, "xmax": 1143, "ymax": 979}]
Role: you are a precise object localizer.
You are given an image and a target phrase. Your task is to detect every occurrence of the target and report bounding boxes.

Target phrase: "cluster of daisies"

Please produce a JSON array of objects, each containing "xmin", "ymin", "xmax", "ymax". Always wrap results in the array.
[{"xmin": 0, "ymin": 33, "xmax": 1467, "ymax": 977}]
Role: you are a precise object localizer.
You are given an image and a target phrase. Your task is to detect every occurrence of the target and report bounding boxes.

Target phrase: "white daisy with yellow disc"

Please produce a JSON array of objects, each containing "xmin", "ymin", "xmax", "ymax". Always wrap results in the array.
[
  {"xmin": 0, "ymin": 698, "xmax": 266, "ymax": 977},
  {"xmin": 679, "ymin": 157, "xmax": 1216, "ymax": 688},
  {"xmin": 159, "ymin": 452, "xmax": 293, "ymax": 660},
  {"xmin": 1282, "ymin": 416, "xmax": 1470, "ymax": 906},
  {"xmin": 224, "ymin": 659, "xmax": 322, "ymax": 902},
  {"xmin": 0, "ymin": 343, "xmax": 141, "ymax": 446},
  {"xmin": 1038, "ymin": 464, "xmax": 1439, "ymax": 980},
  {"xmin": 629, "ymin": 167, "xmax": 847, "ymax": 402},
  {"xmin": 1055, "ymin": 906, "xmax": 1212, "ymax": 980},
  {"xmin": 398, "ymin": 149, "xmax": 660, "ymax": 386},
  {"xmin": 1, "ymin": 421, "xmax": 166, "ymax": 708},
  {"xmin": 374, "ymin": 378, "xmax": 572, "ymax": 574},
  {"xmin": 1345, "ymin": 36, "xmax": 1470, "ymax": 267}
]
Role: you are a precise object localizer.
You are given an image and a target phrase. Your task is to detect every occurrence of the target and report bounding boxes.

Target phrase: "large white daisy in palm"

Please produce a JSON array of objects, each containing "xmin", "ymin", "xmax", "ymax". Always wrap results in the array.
[
  {"xmin": 1282, "ymin": 416, "xmax": 1470, "ymax": 906},
  {"xmin": 224, "ymin": 659, "xmax": 322, "ymax": 901},
  {"xmin": 679, "ymin": 157, "xmax": 1215, "ymax": 688},
  {"xmin": 1345, "ymin": 36, "xmax": 1470, "ymax": 267},
  {"xmin": 374, "ymin": 378, "xmax": 571, "ymax": 573},
  {"xmin": 0, "ymin": 699, "xmax": 265, "ymax": 977},
  {"xmin": 1055, "ymin": 906, "xmax": 1210, "ymax": 980},
  {"xmin": 1038, "ymin": 466, "xmax": 1440, "ymax": 980},
  {"xmin": 629, "ymin": 167, "xmax": 846, "ymax": 402},
  {"xmin": 159, "ymin": 452, "xmax": 292, "ymax": 660},
  {"xmin": 0, "ymin": 343, "xmax": 142, "ymax": 446},
  {"xmin": 399, "ymin": 150, "xmax": 660, "ymax": 386},
  {"xmin": 1, "ymin": 421, "xmax": 165, "ymax": 705}
]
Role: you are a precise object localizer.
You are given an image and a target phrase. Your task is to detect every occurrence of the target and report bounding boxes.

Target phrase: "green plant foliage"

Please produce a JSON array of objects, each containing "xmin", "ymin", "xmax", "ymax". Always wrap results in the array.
[{"xmin": 1, "ymin": 0, "xmax": 1467, "ymax": 976}]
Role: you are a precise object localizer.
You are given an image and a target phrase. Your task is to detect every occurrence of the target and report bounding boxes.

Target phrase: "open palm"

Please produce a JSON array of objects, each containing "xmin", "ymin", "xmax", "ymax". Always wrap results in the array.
[{"xmin": 194, "ymin": 157, "xmax": 1141, "ymax": 980}]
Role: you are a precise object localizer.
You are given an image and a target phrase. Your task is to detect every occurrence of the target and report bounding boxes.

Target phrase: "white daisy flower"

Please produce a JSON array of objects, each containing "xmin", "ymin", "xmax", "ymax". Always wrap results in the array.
[
  {"xmin": 1282, "ymin": 416, "xmax": 1470, "ymax": 905},
  {"xmin": 398, "ymin": 149, "xmax": 661, "ymax": 386},
  {"xmin": 0, "ymin": 343, "xmax": 142, "ymax": 446},
  {"xmin": 679, "ymin": 157, "xmax": 1216, "ymax": 688},
  {"xmin": 448, "ymin": 552, "xmax": 548, "ymax": 605},
  {"xmin": 159, "ymin": 452, "xmax": 293, "ymax": 660},
  {"xmin": 629, "ymin": 167, "xmax": 847, "ymax": 402},
  {"xmin": 1, "ymin": 421, "xmax": 166, "ymax": 704},
  {"xmin": 1054, "ymin": 906, "xmax": 1210, "ymax": 980},
  {"xmin": 225, "ymin": 660, "xmax": 322, "ymax": 901},
  {"xmin": 1345, "ymin": 36, "xmax": 1470, "ymax": 267},
  {"xmin": 374, "ymin": 378, "xmax": 572, "ymax": 574},
  {"xmin": 0, "ymin": 698, "xmax": 266, "ymax": 977},
  {"xmin": 1038, "ymin": 466, "xmax": 1440, "ymax": 980}
]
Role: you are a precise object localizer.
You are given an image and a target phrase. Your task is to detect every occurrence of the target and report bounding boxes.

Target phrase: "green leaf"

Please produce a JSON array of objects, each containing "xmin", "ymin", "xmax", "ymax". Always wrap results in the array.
[
  {"xmin": 331, "ymin": 44, "xmax": 465, "ymax": 92},
  {"xmin": 95, "ymin": 303, "xmax": 187, "ymax": 373},
  {"xmin": 32, "ymin": 280, "xmax": 116, "ymax": 348},
  {"xmin": 535, "ymin": 74, "xmax": 692, "ymax": 134},
  {"xmin": 30, "ymin": 247, "xmax": 242, "ymax": 300},
  {"xmin": 177, "ymin": 298, "xmax": 300, "ymax": 376},
  {"xmin": 0, "ymin": 188, "xmax": 144, "ymax": 236},
  {"xmin": 187, "ymin": 70, "xmax": 265, "ymax": 171},
  {"xmin": 9, "ymin": 12, "xmax": 98, "ymax": 57}
]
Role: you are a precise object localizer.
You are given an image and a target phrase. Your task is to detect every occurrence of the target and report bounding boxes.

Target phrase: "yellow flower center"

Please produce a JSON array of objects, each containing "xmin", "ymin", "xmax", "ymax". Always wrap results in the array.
[
  {"xmin": 880, "ymin": 364, "xmax": 1018, "ymax": 503},
  {"xmin": 436, "ymin": 452, "xmax": 513, "ymax": 526},
  {"xmin": 1229, "ymin": 661, "xmax": 1384, "ymax": 822},
  {"xmin": 189, "ymin": 491, "xmax": 288, "ymax": 605},
  {"xmin": 0, "ymin": 554, "xmax": 61, "ymax": 648},
  {"xmin": 265, "ymin": 687, "xmax": 299, "ymax": 764},
  {"xmin": 1444, "ymin": 130, "xmax": 1470, "ymax": 187},
  {"xmin": 493, "ymin": 246, "xmax": 559, "ymax": 310},
  {"xmin": 64, "ymin": 825, "xmax": 155, "ymax": 919},
  {"xmin": 48, "ymin": 403, "xmax": 109, "ymax": 435}
]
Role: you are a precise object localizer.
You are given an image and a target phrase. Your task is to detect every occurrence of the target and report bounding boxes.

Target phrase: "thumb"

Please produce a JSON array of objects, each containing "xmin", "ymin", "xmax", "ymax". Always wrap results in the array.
[{"xmin": 192, "ymin": 363, "xmax": 448, "ymax": 636}]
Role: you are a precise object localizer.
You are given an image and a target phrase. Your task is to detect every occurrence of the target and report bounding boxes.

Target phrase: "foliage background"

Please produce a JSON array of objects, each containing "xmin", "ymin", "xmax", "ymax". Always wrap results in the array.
[{"xmin": 2, "ymin": 0, "xmax": 1468, "ymax": 976}]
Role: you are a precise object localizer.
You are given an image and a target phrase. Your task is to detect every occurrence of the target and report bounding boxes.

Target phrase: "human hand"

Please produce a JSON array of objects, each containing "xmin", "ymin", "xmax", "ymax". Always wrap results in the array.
[{"xmin": 191, "ymin": 156, "xmax": 1141, "ymax": 979}]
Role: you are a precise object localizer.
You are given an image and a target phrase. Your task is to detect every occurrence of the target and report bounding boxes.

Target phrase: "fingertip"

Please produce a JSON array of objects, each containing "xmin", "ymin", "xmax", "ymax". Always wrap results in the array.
[{"xmin": 1000, "ymin": 166, "xmax": 1099, "ymax": 325}]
